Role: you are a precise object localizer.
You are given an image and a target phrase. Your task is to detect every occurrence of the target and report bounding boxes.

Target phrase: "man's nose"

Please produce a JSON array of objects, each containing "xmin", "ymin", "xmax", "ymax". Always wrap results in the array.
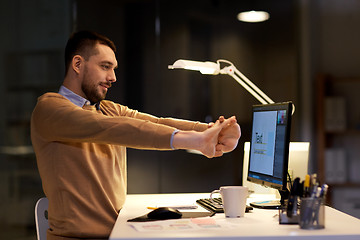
[{"xmin": 108, "ymin": 70, "xmax": 117, "ymax": 83}]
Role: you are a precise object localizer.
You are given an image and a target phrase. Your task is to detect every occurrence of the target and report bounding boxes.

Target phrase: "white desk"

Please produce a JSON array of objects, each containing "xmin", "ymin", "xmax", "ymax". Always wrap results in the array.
[{"xmin": 110, "ymin": 193, "xmax": 360, "ymax": 240}]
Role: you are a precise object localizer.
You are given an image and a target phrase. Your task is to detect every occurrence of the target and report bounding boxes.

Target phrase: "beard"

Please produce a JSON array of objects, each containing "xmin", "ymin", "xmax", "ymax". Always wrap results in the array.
[
  {"xmin": 81, "ymin": 67, "xmax": 108, "ymax": 104},
  {"xmin": 81, "ymin": 81, "xmax": 105, "ymax": 104}
]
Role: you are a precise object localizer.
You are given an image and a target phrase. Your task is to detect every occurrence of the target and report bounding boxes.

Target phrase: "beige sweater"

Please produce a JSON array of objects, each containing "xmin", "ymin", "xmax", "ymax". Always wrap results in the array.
[{"xmin": 31, "ymin": 93, "xmax": 207, "ymax": 239}]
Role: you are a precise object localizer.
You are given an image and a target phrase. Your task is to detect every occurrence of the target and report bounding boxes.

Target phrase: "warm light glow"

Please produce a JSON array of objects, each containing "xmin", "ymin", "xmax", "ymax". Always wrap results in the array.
[{"xmin": 237, "ymin": 11, "xmax": 269, "ymax": 23}]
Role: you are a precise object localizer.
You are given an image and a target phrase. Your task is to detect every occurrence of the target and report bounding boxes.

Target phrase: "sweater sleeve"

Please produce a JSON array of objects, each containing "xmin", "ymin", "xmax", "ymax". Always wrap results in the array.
[
  {"xmin": 31, "ymin": 93, "xmax": 177, "ymax": 150},
  {"xmin": 133, "ymin": 112, "xmax": 209, "ymax": 132},
  {"xmin": 100, "ymin": 100, "xmax": 209, "ymax": 132}
]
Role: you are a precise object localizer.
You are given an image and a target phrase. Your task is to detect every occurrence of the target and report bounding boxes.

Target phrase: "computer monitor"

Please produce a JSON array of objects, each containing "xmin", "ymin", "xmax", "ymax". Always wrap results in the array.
[
  {"xmin": 247, "ymin": 102, "xmax": 293, "ymax": 209},
  {"xmin": 243, "ymin": 142, "xmax": 310, "ymax": 206}
]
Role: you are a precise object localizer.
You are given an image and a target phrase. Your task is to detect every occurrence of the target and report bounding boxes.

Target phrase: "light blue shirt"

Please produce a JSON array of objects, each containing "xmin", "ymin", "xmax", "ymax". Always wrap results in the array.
[{"xmin": 58, "ymin": 85, "xmax": 90, "ymax": 107}]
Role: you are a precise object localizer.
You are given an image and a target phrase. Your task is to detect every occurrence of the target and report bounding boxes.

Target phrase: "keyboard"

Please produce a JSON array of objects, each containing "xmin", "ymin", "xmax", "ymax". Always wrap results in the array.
[{"xmin": 196, "ymin": 197, "xmax": 253, "ymax": 213}]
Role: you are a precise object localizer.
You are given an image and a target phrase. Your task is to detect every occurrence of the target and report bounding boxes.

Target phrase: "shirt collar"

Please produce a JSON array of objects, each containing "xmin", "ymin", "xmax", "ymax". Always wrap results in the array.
[{"xmin": 58, "ymin": 85, "xmax": 100, "ymax": 110}]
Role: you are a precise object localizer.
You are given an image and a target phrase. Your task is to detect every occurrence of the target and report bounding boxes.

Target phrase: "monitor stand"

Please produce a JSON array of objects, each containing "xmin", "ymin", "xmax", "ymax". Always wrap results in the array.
[{"xmin": 249, "ymin": 189, "xmax": 289, "ymax": 209}]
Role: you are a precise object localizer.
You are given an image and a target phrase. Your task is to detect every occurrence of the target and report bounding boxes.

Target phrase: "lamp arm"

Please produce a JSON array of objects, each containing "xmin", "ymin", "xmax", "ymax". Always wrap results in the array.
[
  {"xmin": 218, "ymin": 60, "xmax": 295, "ymax": 114},
  {"xmin": 233, "ymin": 68, "xmax": 275, "ymax": 104},
  {"xmin": 218, "ymin": 62, "xmax": 274, "ymax": 104},
  {"xmin": 229, "ymin": 72, "xmax": 270, "ymax": 105}
]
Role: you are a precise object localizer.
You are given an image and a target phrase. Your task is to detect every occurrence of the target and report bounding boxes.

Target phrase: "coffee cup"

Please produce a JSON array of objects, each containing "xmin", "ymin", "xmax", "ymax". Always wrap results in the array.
[{"xmin": 210, "ymin": 186, "xmax": 248, "ymax": 218}]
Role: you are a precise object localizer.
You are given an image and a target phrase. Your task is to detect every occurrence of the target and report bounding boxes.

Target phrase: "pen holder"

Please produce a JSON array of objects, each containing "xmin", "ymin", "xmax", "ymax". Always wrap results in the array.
[{"xmin": 299, "ymin": 198, "xmax": 325, "ymax": 229}]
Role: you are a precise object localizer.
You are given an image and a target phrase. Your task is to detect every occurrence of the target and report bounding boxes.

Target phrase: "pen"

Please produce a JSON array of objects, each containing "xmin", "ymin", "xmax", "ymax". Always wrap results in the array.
[
  {"xmin": 309, "ymin": 173, "xmax": 319, "ymax": 198},
  {"xmin": 319, "ymin": 184, "xmax": 328, "ymax": 198},
  {"xmin": 304, "ymin": 174, "xmax": 310, "ymax": 197},
  {"xmin": 310, "ymin": 182, "xmax": 319, "ymax": 198},
  {"xmin": 312, "ymin": 184, "xmax": 328, "ymax": 225}
]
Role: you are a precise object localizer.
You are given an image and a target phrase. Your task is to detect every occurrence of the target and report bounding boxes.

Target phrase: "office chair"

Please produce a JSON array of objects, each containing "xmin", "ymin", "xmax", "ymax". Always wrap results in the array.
[{"xmin": 35, "ymin": 197, "xmax": 49, "ymax": 240}]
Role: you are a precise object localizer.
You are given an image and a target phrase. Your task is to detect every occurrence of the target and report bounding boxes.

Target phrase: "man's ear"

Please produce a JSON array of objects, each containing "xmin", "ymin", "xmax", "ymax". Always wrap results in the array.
[{"xmin": 72, "ymin": 55, "xmax": 84, "ymax": 74}]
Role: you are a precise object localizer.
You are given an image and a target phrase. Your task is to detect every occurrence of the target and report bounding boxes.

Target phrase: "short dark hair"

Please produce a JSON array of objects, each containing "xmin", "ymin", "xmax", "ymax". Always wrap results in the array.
[{"xmin": 64, "ymin": 30, "xmax": 116, "ymax": 74}]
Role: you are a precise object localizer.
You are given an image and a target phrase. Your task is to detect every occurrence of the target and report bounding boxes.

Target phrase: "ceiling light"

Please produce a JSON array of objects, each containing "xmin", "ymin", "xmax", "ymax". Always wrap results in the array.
[{"xmin": 237, "ymin": 10, "xmax": 270, "ymax": 23}]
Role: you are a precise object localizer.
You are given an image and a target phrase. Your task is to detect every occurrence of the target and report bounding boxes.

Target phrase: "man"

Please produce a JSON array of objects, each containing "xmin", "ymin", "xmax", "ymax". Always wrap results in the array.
[{"xmin": 31, "ymin": 31, "xmax": 241, "ymax": 240}]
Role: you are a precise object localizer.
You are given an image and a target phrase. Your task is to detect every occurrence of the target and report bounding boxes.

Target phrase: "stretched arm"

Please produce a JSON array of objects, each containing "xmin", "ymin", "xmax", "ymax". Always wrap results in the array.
[{"xmin": 172, "ymin": 116, "xmax": 238, "ymax": 158}]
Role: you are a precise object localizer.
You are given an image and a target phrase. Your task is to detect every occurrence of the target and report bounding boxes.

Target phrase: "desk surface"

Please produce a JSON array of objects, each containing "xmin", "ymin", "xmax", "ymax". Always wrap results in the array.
[{"xmin": 110, "ymin": 193, "xmax": 360, "ymax": 240}]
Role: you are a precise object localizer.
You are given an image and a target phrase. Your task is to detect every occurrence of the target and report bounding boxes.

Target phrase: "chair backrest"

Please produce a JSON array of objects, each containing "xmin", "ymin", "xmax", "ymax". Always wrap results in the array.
[{"xmin": 35, "ymin": 197, "xmax": 49, "ymax": 240}]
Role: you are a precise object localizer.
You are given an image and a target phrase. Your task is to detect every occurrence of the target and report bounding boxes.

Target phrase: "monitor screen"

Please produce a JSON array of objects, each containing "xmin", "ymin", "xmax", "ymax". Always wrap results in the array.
[{"xmin": 247, "ymin": 102, "xmax": 293, "ymax": 208}]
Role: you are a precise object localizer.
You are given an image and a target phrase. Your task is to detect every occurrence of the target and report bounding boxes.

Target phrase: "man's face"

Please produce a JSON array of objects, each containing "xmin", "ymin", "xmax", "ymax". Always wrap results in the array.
[{"xmin": 81, "ymin": 43, "xmax": 118, "ymax": 103}]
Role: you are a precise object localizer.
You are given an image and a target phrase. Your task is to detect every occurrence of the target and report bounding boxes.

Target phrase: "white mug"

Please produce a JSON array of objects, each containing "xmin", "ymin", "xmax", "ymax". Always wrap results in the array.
[{"xmin": 210, "ymin": 186, "xmax": 248, "ymax": 218}]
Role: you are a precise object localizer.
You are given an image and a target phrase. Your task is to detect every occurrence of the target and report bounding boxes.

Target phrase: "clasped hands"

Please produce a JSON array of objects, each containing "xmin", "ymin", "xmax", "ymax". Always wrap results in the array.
[
  {"xmin": 172, "ymin": 116, "xmax": 241, "ymax": 158},
  {"xmin": 204, "ymin": 116, "xmax": 241, "ymax": 158}
]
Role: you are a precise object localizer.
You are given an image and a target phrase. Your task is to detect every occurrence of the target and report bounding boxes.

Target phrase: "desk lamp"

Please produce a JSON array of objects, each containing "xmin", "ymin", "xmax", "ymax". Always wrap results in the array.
[
  {"xmin": 168, "ymin": 59, "xmax": 274, "ymax": 105},
  {"xmin": 168, "ymin": 59, "xmax": 295, "ymax": 114}
]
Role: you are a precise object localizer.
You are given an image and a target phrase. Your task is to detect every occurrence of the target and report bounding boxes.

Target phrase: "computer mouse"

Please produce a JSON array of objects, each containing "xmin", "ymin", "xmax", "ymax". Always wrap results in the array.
[{"xmin": 147, "ymin": 207, "xmax": 182, "ymax": 220}]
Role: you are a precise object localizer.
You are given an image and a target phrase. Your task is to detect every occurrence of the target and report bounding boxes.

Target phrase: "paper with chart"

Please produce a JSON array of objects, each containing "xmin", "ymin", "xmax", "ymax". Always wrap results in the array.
[{"xmin": 128, "ymin": 217, "xmax": 239, "ymax": 232}]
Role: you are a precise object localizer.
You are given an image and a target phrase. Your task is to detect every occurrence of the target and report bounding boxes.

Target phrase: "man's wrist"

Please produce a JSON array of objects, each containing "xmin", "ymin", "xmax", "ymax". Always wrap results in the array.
[{"xmin": 172, "ymin": 130, "xmax": 201, "ymax": 151}]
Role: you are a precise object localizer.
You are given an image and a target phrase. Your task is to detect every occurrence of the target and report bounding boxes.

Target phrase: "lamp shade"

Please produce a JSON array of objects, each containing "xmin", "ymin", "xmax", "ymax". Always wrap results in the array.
[{"xmin": 168, "ymin": 59, "xmax": 219, "ymax": 75}]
